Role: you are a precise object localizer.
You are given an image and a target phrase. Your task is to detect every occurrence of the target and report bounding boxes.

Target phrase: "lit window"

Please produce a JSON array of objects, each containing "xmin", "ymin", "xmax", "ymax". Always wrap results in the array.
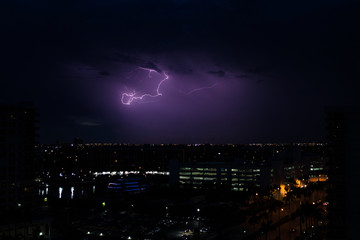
[
  {"xmin": 180, "ymin": 176, "xmax": 190, "ymax": 179},
  {"xmin": 180, "ymin": 167, "xmax": 191, "ymax": 171},
  {"xmin": 204, "ymin": 172, "xmax": 217, "ymax": 176},
  {"xmin": 193, "ymin": 177, "xmax": 203, "ymax": 180},
  {"xmin": 204, "ymin": 177, "xmax": 216, "ymax": 181}
]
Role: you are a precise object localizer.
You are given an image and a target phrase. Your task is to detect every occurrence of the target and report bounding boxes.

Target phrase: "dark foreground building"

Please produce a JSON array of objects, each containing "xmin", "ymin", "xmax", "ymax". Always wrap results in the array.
[
  {"xmin": 326, "ymin": 107, "xmax": 360, "ymax": 240},
  {"xmin": 0, "ymin": 103, "xmax": 38, "ymax": 211}
]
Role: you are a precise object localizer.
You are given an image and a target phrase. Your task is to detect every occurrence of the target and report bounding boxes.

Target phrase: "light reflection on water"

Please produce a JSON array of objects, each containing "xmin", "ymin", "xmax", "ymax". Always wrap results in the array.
[
  {"xmin": 59, "ymin": 187, "xmax": 63, "ymax": 199},
  {"xmin": 37, "ymin": 185, "xmax": 97, "ymax": 200},
  {"xmin": 71, "ymin": 187, "xmax": 74, "ymax": 199}
]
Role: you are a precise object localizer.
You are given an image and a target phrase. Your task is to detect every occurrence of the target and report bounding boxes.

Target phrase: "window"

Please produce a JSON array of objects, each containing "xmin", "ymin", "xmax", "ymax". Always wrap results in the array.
[
  {"xmin": 204, "ymin": 177, "xmax": 216, "ymax": 181},
  {"xmin": 180, "ymin": 176, "xmax": 190, "ymax": 180},
  {"xmin": 204, "ymin": 172, "xmax": 217, "ymax": 176},
  {"xmin": 180, "ymin": 167, "xmax": 191, "ymax": 171}
]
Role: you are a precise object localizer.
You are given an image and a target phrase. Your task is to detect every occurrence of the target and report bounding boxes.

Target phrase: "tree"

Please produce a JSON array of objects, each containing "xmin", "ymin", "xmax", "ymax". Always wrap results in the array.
[
  {"xmin": 248, "ymin": 214, "xmax": 259, "ymax": 234},
  {"xmin": 298, "ymin": 201, "xmax": 324, "ymax": 234},
  {"xmin": 283, "ymin": 191, "xmax": 296, "ymax": 231}
]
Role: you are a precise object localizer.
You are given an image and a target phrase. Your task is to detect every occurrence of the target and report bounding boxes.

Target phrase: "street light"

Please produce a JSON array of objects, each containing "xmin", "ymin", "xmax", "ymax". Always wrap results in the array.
[
  {"xmin": 197, "ymin": 208, "xmax": 201, "ymax": 238},
  {"xmin": 278, "ymin": 208, "xmax": 284, "ymax": 240}
]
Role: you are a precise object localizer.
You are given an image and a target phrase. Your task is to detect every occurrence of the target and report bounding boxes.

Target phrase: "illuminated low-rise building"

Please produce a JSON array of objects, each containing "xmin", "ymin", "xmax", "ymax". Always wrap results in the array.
[
  {"xmin": 108, "ymin": 177, "xmax": 147, "ymax": 193},
  {"xmin": 170, "ymin": 160, "xmax": 271, "ymax": 191}
]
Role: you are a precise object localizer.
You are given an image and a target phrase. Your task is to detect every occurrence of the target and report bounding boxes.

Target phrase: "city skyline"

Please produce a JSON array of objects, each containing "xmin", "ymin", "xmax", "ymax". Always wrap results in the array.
[{"xmin": 1, "ymin": 0, "xmax": 359, "ymax": 144}]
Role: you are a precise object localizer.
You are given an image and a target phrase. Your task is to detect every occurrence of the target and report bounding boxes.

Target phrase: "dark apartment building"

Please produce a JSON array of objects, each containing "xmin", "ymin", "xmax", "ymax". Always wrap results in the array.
[
  {"xmin": 326, "ymin": 107, "xmax": 360, "ymax": 240},
  {"xmin": 0, "ymin": 103, "xmax": 38, "ymax": 211}
]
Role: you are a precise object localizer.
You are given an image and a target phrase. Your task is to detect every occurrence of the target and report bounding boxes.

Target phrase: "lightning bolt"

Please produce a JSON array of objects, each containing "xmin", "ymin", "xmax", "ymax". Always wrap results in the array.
[
  {"xmin": 179, "ymin": 83, "xmax": 218, "ymax": 95},
  {"xmin": 121, "ymin": 67, "xmax": 169, "ymax": 105}
]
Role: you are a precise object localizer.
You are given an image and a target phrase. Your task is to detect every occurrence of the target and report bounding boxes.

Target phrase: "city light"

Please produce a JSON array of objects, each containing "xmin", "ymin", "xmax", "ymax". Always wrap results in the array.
[{"xmin": 59, "ymin": 187, "xmax": 63, "ymax": 199}]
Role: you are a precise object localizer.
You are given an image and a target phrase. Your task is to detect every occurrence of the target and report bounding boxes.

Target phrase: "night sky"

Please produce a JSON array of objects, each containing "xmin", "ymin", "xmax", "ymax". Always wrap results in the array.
[{"xmin": 2, "ymin": 0, "xmax": 360, "ymax": 144}]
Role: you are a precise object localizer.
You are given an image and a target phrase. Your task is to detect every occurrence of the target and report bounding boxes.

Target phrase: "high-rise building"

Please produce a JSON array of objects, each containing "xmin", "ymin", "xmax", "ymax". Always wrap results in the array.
[
  {"xmin": 326, "ymin": 107, "xmax": 360, "ymax": 240},
  {"xmin": 0, "ymin": 103, "xmax": 38, "ymax": 211}
]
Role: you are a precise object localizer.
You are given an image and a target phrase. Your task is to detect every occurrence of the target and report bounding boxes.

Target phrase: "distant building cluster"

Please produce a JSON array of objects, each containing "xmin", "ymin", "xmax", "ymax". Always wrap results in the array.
[
  {"xmin": 37, "ymin": 139, "xmax": 327, "ymax": 196},
  {"xmin": 169, "ymin": 143, "xmax": 326, "ymax": 193},
  {"xmin": 2, "ymin": 102, "xmax": 359, "ymax": 240},
  {"xmin": 170, "ymin": 161, "xmax": 265, "ymax": 191}
]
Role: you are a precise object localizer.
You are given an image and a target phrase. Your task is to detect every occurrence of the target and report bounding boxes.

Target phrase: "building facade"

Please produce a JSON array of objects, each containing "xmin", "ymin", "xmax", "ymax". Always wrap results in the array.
[
  {"xmin": 0, "ymin": 103, "xmax": 38, "ymax": 211},
  {"xmin": 326, "ymin": 107, "xmax": 360, "ymax": 240},
  {"xmin": 170, "ymin": 160, "xmax": 271, "ymax": 192}
]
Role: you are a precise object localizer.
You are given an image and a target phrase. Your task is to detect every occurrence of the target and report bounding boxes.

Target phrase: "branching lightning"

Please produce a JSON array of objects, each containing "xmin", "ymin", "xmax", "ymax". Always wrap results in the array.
[
  {"xmin": 121, "ymin": 67, "xmax": 169, "ymax": 105},
  {"xmin": 179, "ymin": 83, "xmax": 218, "ymax": 95}
]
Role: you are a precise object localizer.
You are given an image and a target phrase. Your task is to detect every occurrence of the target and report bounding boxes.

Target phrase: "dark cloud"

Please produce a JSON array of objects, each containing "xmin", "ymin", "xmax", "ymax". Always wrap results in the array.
[
  {"xmin": 139, "ymin": 62, "xmax": 162, "ymax": 73},
  {"xmin": 246, "ymin": 66, "xmax": 270, "ymax": 74},
  {"xmin": 80, "ymin": 121, "xmax": 101, "ymax": 127},
  {"xmin": 1, "ymin": 0, "xmax": 360, "ymax": 143},
  {"xmin": 108, "ymin": 54, "xmax": 162, "ymax": 72},
  {"xmin": 168, "ymin": 65, "xmax": 193, "ymax": 75},
  {"xmin": 69, "ymin": 116, "xmax": 102, "ymax": 127},
  {"xmin": 207, "ymin": 70, "xmax": 226, "ymax": 77},
  {"xmin": 113, "ymin": 54, "xmax": 139, "ymax": 64},
  {"xmin": 234, "ymin": 75, "xmax": 249, "ymax": 79},
  {"xmin": 99, "ymin": 71, "xmax": 110, "ymax": 76}
]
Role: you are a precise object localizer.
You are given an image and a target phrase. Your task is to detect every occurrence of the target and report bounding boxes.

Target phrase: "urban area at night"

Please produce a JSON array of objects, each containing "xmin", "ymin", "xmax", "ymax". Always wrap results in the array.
[{"xmin": 1, "ymin": 0, "xmax": 359, "ymax": 240}]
